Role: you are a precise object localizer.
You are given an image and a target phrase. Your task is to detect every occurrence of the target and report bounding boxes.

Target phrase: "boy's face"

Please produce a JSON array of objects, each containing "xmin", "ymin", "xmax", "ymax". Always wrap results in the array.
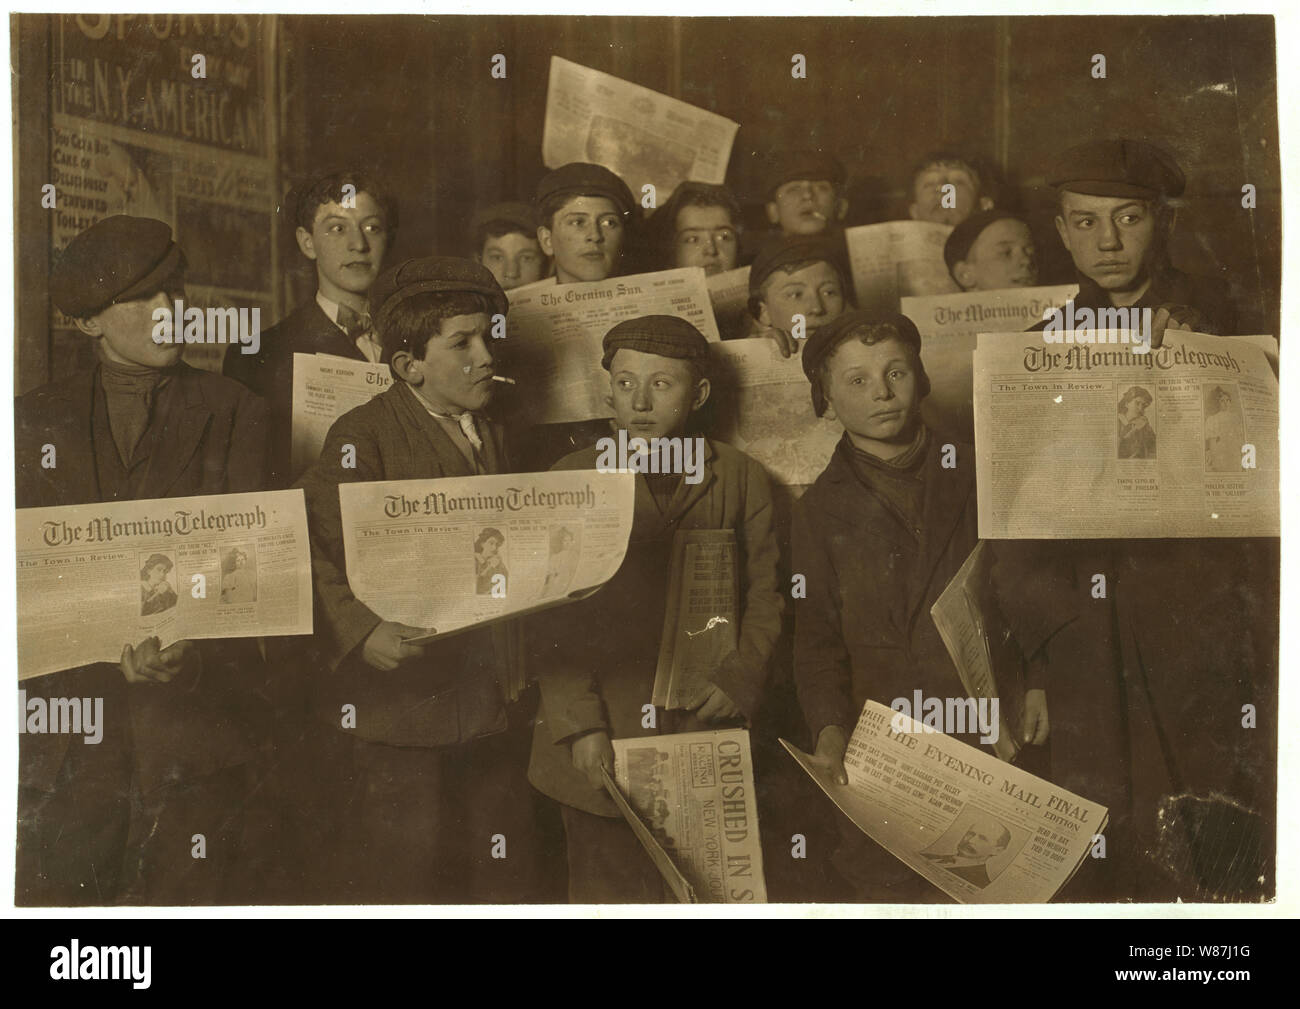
[
  {"xmin": 479, "ymin": 231, "xmax": 546, "ymax": 290},
  {"xmin": 296, "ymin": 191, "xmax": 390, "ymax": 302},
  {"xmin": 608, "ymin": 348, "xmax": 708, "ymax": 441},
  {"xmin": 1054, "ymin": 191, "xmax": 1159, "ymax": 295},
  {"xmin": 77, "ymin": 289, "xmax": 185, "ymax": 369},
  {"xmin": 758, "ymin": 261, "xmax": 846, "ymax": 338},
  {"xmin": 954, "ymin": 218, "xmax": 1038, "ymax": 291},
  {"xmin": 673, "ymin": 204, "xmax": 739, "ymax": 275},
  {"xmin": 538, "ymin": 195, "xmax": 625, "ymax": 283},
  {"xmin": 823, "ymin": 336, "xmax": 921, "ymax": 451},
  {"xmin": 765, "ymin": 179, "xmax": 845, "ymax": 235},
  {"xmin": 396, "ymin": 312, "xmax": 496, "ymax": 415},
  {"xmin": 910, "ymin": 164, "xmax": 986, "ymax": 227}
]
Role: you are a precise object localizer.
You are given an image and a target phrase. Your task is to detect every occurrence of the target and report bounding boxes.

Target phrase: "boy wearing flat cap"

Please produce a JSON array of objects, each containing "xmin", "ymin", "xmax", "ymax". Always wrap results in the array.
[
  {"xmin": 226, "ymin": 168, "xmax": 397, "ymax": 486},
  {"xmin": 765, "ymin": 150, "xmax": 849, "ymax": 237},
  {"xmin": 748, "ymin": 233, "xmax": 851, "ymax": 357},
  {"xmin": 470, "ymin": 201, "xmax": 549, "ymax": 291},
  {"xmin": 944, "ymin": 209, "xmax": 1039, "ymax": 291},
  {"xmin": 528, "ymin": 315, "xmax": 783, "ymax": 902},
  {"xmin": 791, "ymin": 309, "xmax": 1046, "ymax": 901},
  {"xmin": 16, "ymin": 215, "xmax": 270, "ymax": 905},
  {"xmin": 1042, "ymin": 137, "xmax": 1235, "ymax": 340},
  {"xmin": 535, "ymin": 162, "xmax": 637, "ymax": 285},
  {"xmin": 294, "ymin": 256, "xmax": 540, "ymax": 903}
]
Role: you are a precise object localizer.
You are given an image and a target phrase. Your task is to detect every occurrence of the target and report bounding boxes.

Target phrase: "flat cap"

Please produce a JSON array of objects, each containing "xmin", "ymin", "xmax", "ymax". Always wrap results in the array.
[
  {"xmin": 802, "ymin": 309, "xmax": 928, "ymax": 417},
  {"xmin": 749, "ymin": 233, "xmax": 848, "ymax": 299},
  {"xmin": 601, "ymin": 315, "xmax": 709, "ymax": 370},
  {"xmin": 369, "ymin": 256, "xmax": 507, "ymax": 344},
  {"xmin": 764, "ymin": 149, "xmax": 846, "ymax": 198},
  {"xmin": 470, "ymin": 201, "xmax": 538, "ymax": 236},
  {"xmin": 1048, "ymin": 138, "xmax": 1185, "ymax": 200},
  {"xmin": 943, "ymin": 209, "xmax": 1025, "ymax": 271},
  {"xmin": 51, "ymin": 215, "xmax": 185, "ymax": 318},
  {"xmin": 536, "ymin": 162, "xmax": 636, "ymax": 217}
]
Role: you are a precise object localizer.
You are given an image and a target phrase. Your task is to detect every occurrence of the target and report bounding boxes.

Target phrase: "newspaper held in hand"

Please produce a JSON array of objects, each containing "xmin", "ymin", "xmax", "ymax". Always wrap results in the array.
[
  {"xmin": 783, "ymin": 700, "xmax": 1107, "ymax": 903},
  {"xmin": 542, "ymin": 56, "xmax": 739, "ymax": 201},
  {"xmin": 502, "ymin": 267, "xmax": 721, "ymax": 427},
  {"xmin": 290, "ymin": 353, "xmax": 393, "ymax": 481},
  {"xmin": 339, "ymin": 470, "xmax": 635, "ymax": 645},
  {"xmin": 929, "ymin": 541, "xmax": 1026, "ymax": 764},
  {"xmin": 613, "ymin": 728, "xmax": 767, "ymax": 903},
  {"xmin": 601, "ymin": 768, "xmax": 697, "ymax": 903},
  {"xmin": 900, "ymin": 285, "xmax": 1077, "ymax": 440},
  {"xmin": 707, "ymin": 337, "xmax": 841, "ymax": 489},
  {"xmin": 973, "ymin": 331, "xmax": 1279, "ymax": 539},
  {"xmin": 652, "ymin": 529, "xmax": 739, "ymax": 711},
  {"xmin": 706, "ymin": 265, "xmax": 752, "ymax": 341},
  {"xmin": 17, "ymin": 489, "xmax": 313, "ymax": 680},
  {"xmin": 845, "ymin": 221, "xmax": 959, "ymax": 312}
]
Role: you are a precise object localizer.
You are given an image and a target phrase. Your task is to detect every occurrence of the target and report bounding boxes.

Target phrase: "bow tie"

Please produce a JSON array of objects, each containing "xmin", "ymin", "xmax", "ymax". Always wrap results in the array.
[{"xmin": 335, "ymin": 303, "xmax": 374, "ymax": 340}]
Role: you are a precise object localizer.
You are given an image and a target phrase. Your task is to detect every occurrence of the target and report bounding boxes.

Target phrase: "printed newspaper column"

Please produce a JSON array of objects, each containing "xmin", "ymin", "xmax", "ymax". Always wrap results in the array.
[
  {"xmin": 17, "ymin": 489, "xmax": 313, "ymax": 680},
  {"xmin": 783, "ymin": 701, "xmax": 1107, "ymax": 903},
  {"xmin": 844, "ymin": 221, "xmax": 959, "ymax": 312},
  {"xmin": 501, "ymin": 267, "xmax": 721, "ymax": 426},
  {"xmin": 338, "ymin": 470, "xmax": 636, "ymax": 643},
  {"xmin": 900, "ymin": 284, "xmax": 1076, "ymax": 440},
  {"xmin": 613, "ymin": 728, "xmax": 768, "ymax": 903},
  {"xmin": 542, "ymin": 56, "xmax": 740, "ymax": 201},
  {"xmin": 290, "ymin": 353, "xmax": 394, "ymax": 480},
  {"xmin": 705, "ymin": 265, "xmax": 752, "ymax": 341},
  {"xmin": 973, "ymin": 331, "xmax": 1280, "ymax": 538}
]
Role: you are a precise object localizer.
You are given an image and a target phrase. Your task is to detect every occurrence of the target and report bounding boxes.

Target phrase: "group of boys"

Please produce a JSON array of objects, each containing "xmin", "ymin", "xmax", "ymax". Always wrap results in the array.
[{"xmin": 15, "ymin": 135, "xmax": 1274, "ymax": 905}]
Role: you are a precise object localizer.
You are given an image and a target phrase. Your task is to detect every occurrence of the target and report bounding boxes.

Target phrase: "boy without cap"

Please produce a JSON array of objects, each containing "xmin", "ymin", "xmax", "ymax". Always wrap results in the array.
[
  {"xmin": 652, "ymin": 181, "xmax": 743, "ymax": 277},
  {"xmin": 747, "ymin": 234, "xmax": 851, "ymax": 357},
  {"xmin": 470, "ymin": 201, "xmax": 549, "ymax": 290},
  {"xmin": 16, "ymin": 216, "xmax": 270, "ymax": 905},
  {"xmin": 908, "ymin": 151, "xmax": 994, "ymax": 227},
  {"xmin": 294, "ymin": 257, "xmax": 539, "ymax": 903},
  {"xmin": 943, "ymin": 209, "xmax": 1039, "ymax": 291},
  {"xmin": 791, "ymin": 309, "xmax": 1046, "ymax": 900},
  {"xmin": 527, "ymin": 315, "xmax": 784, "ymax": 903}
]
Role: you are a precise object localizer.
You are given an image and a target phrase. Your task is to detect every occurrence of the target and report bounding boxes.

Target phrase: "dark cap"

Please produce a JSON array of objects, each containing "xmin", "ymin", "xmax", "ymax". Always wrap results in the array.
[
  {"xmin": 535, "ymin": 163, "xmax": 636, "ymax": 218},
  {"xmin": 764, "ymin": 149, "xmax": 846, "ymax": 198},
  {"xmin": 601, "ymin": 315, "xmax": 709, "ymax": 370},
  {"xmin": 369, "ymin": 256, "xmax": 508, "ymax": 337},
  {"xmin": 470, "ymin": 201, "xmax": 538, "ymax": 237},
  {"xmin": 943, "ymin": 209, "xmax": 1026, "ymax": 271},
  {"xmin": 1048, "ymin": 139, "xmax": 1185, "ymax": 200},
  {"xmin": 748, "ymin": 233, "xmax": 849, "ymax": 302},
  {"xmin": 801, "ymin": 309, "xmax": 929, "ymax": 417},
  {"xmin": 51, "ymin": 215, "xmax": 186, "ymax": 318}
]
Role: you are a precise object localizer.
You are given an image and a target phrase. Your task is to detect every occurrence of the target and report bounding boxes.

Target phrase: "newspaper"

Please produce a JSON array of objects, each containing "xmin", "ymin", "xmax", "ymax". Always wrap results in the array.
[
  {"xmin": 901, "ymin": 285, "xmax": 1077, "ymax": 440},
  {"xmin": 613, "ymin": 728, "xmax": 768, "ymax": 903},
  {"xmin": 974, "ymin": 330, "xmax": 1280, "ymax": 539},
  {"xmin": 706, "ymin": 265, "xmax": 752, "ymax": 340},
  {"xmin": 601, "ymin": 769, "xmax": 698, "ymax": 903},
  {"xmin": 17, "ymin": 489, "xmax": 312, "ymax": 681},
  {"xmin": 929, "ymin": 541, "xmax": 1025, "ymax": 764},
  {"xmin": 708, "ymin": 337, "xmax": 840, "ymax": 487},
  {"xmin": 503, "ymin": 267, "xmax": 720, "ymax": 425},
  {"xmin": 291, "ymin": 353, "xmax": 393, "ymax": 480},
  {"xmin": 542, "ymin": 56, "xmax": 739, "ymax": 200},
  {"xmin": 339, "ymin": 470, "xmax": 635, "ymax": 643},
  {"xmin": 845, "ymin": 220, "xmax": 959, "ymax": 312},
  {"xmin": 783, "ymin": 700, "xmax": 1108, "ymax": 903},
  {"xmin": 652, "ymin": 529, "xmax": 739, "ymax": 710}
]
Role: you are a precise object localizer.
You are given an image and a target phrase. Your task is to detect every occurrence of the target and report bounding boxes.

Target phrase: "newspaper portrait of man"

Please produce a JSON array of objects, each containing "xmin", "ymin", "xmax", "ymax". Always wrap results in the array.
[
  {"xmin": 1117, "ymin": 384, "xmax": 1156, "ymax": 460},
  {"xmin": 219, "ymin": 545, "xmax": 258, "ymax": 605},
  {"xmin": 920, "ymin": 805, "xmax": 1025, "ymax": 890},
  {"xmin": 474, "ymin": 526, "xmax": 509, "ymax": 596},
  {"xmin": 1204, "ymin": 383, "xmax": 1246, "ymax": 473},
  {"xmin": 139, "ymin": 551, "xmax": 177, "ymax": 617}
]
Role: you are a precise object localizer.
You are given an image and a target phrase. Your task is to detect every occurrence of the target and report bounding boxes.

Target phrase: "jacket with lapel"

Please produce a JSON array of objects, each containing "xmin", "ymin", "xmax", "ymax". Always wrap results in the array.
[
  {"xmin": 792, "ymin": 431, "xmax": 979, "ymax": 744},
  {"xmin": 528, "ymin": 437, "xmax": 784, "ymax": 816},
  {"xmin": 295, "ymin": 380, "xmax": 516, "ymax": 748},
  {"xmin": 15, "ymin": 363, "xmax": 270, "ymax": 794}
]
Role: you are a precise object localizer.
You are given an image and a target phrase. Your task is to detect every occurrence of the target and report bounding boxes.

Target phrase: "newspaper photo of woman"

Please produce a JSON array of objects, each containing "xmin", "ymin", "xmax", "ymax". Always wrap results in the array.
[
  {"xmin": 219, "ymin": 545, "xmax": 258, "ymax": 604},
  {"xmin": 1117, "ymin": 385, "xmax": 1156, "ymax": 460},
  {"xmin": 474, "ymin": 526, "xmax": 508, "ymax": 596},
  {"xmin": 139, "ymin": 552, "xmax": 177, "ymax": 617},
  {"xmin": 541, "ymin": 524, "xmax": 580, "ymax": 597},
  {"xmin": 1204, "ymin": 384, "xmax": 1246, "ymax": 473}
]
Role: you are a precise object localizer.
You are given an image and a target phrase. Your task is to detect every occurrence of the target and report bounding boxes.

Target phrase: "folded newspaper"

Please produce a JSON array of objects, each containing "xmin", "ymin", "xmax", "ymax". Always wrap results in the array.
[
  {"xmin": 290, "ymin": 353, "xmax": 393, "ymax": 480},
  {"xmin": 706, "ymin": 265, "xmax": 752, "ymax": 341},
  {"xmin": 17, "ymin": 489, "xmax": 313, "ymax": 680},
  {"xmin": 784, "ymin": 701, "xmax": 1107, "ymax": 903},
  {"xmin": 339, "ymin": 470, "xmax": 635, "ymax": 644},
  {"xmin": 845, "ymin": 220, "xmax": 958, "ymax": 312},
  {"xmin": 542, "ymin": 56, "xmax": 739, "ymax": 200},
  {"xmin": 973, "ymin": 330, "xmax": 1279, "ymax": 538},
  {"xmin": 502, "ymin": 267, "xmax": 721, "ymax": 426},
  {"xmin": 612, "ymin": 728, "xmax": 767, "ymax": 903}
]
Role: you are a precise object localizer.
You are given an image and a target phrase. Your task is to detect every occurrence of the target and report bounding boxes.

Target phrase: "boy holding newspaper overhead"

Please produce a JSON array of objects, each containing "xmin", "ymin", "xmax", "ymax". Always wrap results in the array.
[
  {"xmin": 528, "ymin": 315, "xmax": 784, "ymax": 902},
  {"xmin": 16, "ymin": 216, "xmax": 270, "ymax": 905},
  {"xmin": 790, "ymin": 309, "xmax": 1046, "ymax": 901},
  {"xmin": 294, "ymin": 257, "xmax": 539, "ymax": 903}
]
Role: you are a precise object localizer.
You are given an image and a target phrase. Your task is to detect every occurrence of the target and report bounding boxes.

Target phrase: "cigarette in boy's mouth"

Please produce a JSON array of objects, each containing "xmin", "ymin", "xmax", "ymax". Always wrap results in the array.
[
  {"xmin": 491, "ymin": 375, "xmax": 517, "ymax": 385},
  {"xmin": 809, "ymin": 211, "xmax": 827, "ymax": 221}
]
